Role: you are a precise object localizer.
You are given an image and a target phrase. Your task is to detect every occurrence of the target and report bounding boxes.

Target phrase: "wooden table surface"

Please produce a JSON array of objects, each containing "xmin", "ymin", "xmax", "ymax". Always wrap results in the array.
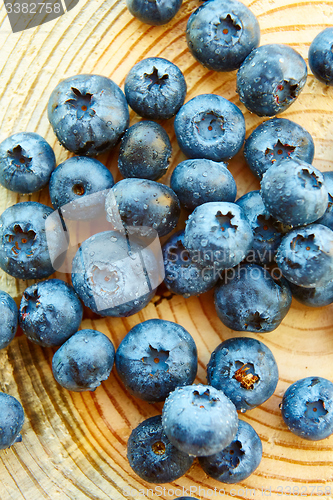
[{"xmin": 0, "ymin": 0, "xmax": 333, "ymax": 498}]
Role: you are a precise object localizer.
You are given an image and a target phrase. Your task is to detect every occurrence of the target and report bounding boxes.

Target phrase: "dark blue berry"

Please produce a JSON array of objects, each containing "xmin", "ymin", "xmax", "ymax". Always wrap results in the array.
[
  {"xmin": 186, "ymin": 0, "xmax": 260, "ymax": 72},
  {"xmin": 19, "ymin": 279, "xmax": 83, "ymax": 347},
  {"xmin": 52, "ymin": 329, "xmax": 115, "ymax": 392},
  {"xmin": 183, "ymin": 201, "xmax": 253, "ymax": 271},
  {"xmin": 244, "ymin": 118, "xmax": 315, "ymax": 180},
  {"xmin": 118, "ymin": 121, "xmax": 171, "ymax": 180},
  {"xmin": 115, "ymin": 319, "xmax": 197, "ymax": 402},
  {"xmin": 275, "ymin": 224, "xmax": 333, "ymax": 287},
  {"xmin": 170, "ymin": 159, "xmax": 237, "ymax": 211},
  {"xmin": 162, "ymin": 384, "xmax": 238, "ymax": 456},
  {"xmin": 260, "ymin": 159, "xmax": 328, "ymax": 226},
  {"xmin": 214, "ymin": 264, "xmax": 292, "ymax": 333},
  {"xmin": 207, "ymin": 337, "xmax": 279, "ymax": 412},
  {"xmin": 163, "ymin": 231, "xmax": 219, "ymax": 297},
  {"xmin": 126, "ymin": 0, "xmax": 182, "ymax": 25},
  {"xmin": 49, "ymin": 156, "xmax": 114, "ymax": 220},
  {"xmin": 237, "ymin": 44, "xmax": 307, "ymax": 116},
  {"xmin": 105, "ymin": 178, "xmax": 180, "ymax": 237},
  {"xmin": 287, "ymin": 279, "xmax": 333, "ymax": 307},
  {"xmin": 124, "ymin": 57, "xmax": 186, "ymax": 120},
  {"xmin": 281, "ymin": 377, "xmax": 333, "ymax": 440},
  {"xmin": 127, "ymin": 415, "xmax": 194, "ymax": 483},
  {"xmin": 309, "ymin": 28, "xmax": 333, "ymax": 85},
  {"xmin": 316, "ymin": 171, "xmax": 333, "ymax": 230},
  {"xmin": 199, "ymin": 420, "xmax": 262, "ymax": 483},
  {"xmin": 48, "ymin": 74, "xmax": 129, "ymax": 156},
  {"xmin": 0, "ymin": 392, "xmax": 24, "ymax": 449},
  {"xmin": 0, "ymin": 132, "xmax": 55, "ymax": 194},
  {"xmin": 174, "ymin": 94, "xmax": 245, "ymax": 161},
  {"xmin": 0, "ymin": 291, "xmax": 18, "ymax": 350}
]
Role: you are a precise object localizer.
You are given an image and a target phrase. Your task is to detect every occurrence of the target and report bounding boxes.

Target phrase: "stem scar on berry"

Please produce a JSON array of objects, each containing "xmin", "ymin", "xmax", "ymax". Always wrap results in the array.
[{"xmin": 233, "ymin": 362, "xmax": 259, "ymax": 390}]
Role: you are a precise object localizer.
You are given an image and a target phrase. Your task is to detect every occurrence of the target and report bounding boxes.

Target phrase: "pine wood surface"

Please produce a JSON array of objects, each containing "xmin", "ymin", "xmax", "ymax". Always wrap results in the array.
[{"xmin": 0, "ymin": 0, "xmax": 333, "ymax": 498}]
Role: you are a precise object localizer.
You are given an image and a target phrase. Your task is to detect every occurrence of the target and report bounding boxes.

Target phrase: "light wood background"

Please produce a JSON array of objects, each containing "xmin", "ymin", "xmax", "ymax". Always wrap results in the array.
[{"xmin": 0, "ymin": 0, "xmax": 333, "ymax": 498}]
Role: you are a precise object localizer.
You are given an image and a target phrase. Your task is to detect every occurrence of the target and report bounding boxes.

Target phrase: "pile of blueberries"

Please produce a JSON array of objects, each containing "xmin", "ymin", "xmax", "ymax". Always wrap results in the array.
[{"xmin": 0, "ymin": 0, "xmax": 333, "ymax": 489}]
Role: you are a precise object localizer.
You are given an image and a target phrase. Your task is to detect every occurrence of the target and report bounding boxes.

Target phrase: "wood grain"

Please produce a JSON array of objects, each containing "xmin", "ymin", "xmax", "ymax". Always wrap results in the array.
[{"xmin": 0, "ymin": 0, "xmax": 333, "ymax": 498}]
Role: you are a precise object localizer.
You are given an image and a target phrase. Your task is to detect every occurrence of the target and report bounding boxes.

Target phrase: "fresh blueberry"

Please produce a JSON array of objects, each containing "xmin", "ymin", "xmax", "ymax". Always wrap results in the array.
[
  {"xmin": 0, "ymin": 132, "xmax": 55, "ymax": 194},
  {"xmin": 118, "ymin": 121, "xmax": 171, "ymax": 180},
  {"xmin": 244, "ymin": 118, "xmax": 315, "ymax": 180},
  {"xmin": 214, "ymin": 264, "xmax": 292, "ymax": 333},
  {"xmin": 275, "ymin": 224, "xmax": 333, "ymax": 288},
  {"xmin": 126, "ymin": 0, "xmax": 182, "ymax": 25},
  {"xmin": 0, "ymin": 291, "xmax": 18, "ymax": 350},
  {"xmin": 19, "ymin": 279, "xmax": 83, "ymax": 347},
  {"xmin": 0, "ymin": 392, "xmax": 24, "ymax": 449},
  {"xmin": 124, "ymin": 57, "xmax": 186, "ymax": 120},
  {"xmin": 49, "ymin": 156, "xmax": 114, "ymax": 220},
  {"xmin": 186, "ymin": 0, "xmax": 260, "ymax": 72},
  {"xmin": 105, "ymin": 178, "xmax": 180, "ymax": 237},
  {"xmin": 183, "ymin": 202, "xmax": 253, "ymax": 271},
  {"xmin": 237, "ymin": 44, "xmax": 307, "ymax": 116},
  {"xmin": 170, "ymin": 159, "xmax": 237, "ymax": 211},
  {"xmin": 175, "ymin": 498, "xmax": 199, "ymax": 500},
  {"xmin": 316, "ymin": 171, "xmax": 333, "ymax": 230},
  {"xmin": 174, "ymin": 94, "xmax": 246, "ymax": 161},
  {"xmin": 287, "ymin": 279, "xmax": 333, "ymax": 307},
  {"xmin": 280, "ymin": 377, "xmax": 333, "ymax": 440},
  {"xmin": 163, "ymin": 230, "xmax": 219, "ymax": 297},
  {"xmin": 127, "ymin": 415, "xmax": 194, "ymax": 483},
  {"xmin": 0, "ymin": 202, "xmax": 62, "ymax": 280},
  {"xmin": 207, "ymin": 337, "xmax": 279, "ymax": 412},
  {"xmin": 199, "ymin": 420, "xmax": 262, "ymax": 483},
  {"xmin": 162, "ymin": 384, "xmax": 239, "ymax": 456},
  {"xmin": 309, "ymin": 28, "xmax": 333, "ymax": 85},
  {"xmin": 52, "ymin": 329, "xmax": 115, "ymax": 392},
  {"xmin": 115, "ymin": 319, "xmax": 197, "ymax": 402},
  {"xmin": 260, "ymin": 159, "xmax": 328, "ymax": 226},
  {"xmin": 71, "ymin": 230, "xmax": 159, "ymax": 317},
  {"xmin": 48, "ymin": 74, "xmax": 129, "ymax": 156}
]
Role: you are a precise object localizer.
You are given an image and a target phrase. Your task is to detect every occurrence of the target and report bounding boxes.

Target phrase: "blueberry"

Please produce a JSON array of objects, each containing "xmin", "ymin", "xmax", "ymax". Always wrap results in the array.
[
  {"xmin": 316, "ymin": 171, "xmax": 333, "ymax": 230},
  {"xmin": 115, "ymin": 319, "xmax": 197, "ymax": 402},
  {"xmin": 170, "ymin": 159, "xmax": 237, "ymax": 211},
  {"xmin": 199, "ymin": 420, "xmax": 262, "ymax": 483},
  {"xmin": 162, "ymin": 384, "xmax": 238, "ymax": 456},
  {"xmin": 0, "ymin": 132, "xmax": 55, "ymax": 194},
  {"xmin": 127, "ymin": 415, "xmax": 194, "ymax": 483},
  {"xmin": 126, "ymin": 0, "xmax": 182, "ymax": 25},
  {"xmin": 309, "ymin": 28, "xmax": 333, "ymax": 85},
  {"xmin": 186, "ymin": 0, "xmax": 260, "ymax": 72},
  {"xmin": 236, "ymin": 190, "xmax": 287, "ymax": 265},
  {"xmin": 280, "ymin": 377, "xmax": 333, "ymax": 440},
  {"xmin": 183, "ymin": 202, "xmax": 253, "ymax": 271},
  {"xmin": 207, "ymin": 337, "xmax": 279, "ymax": 412},
  {"xmin": 0, "ymin": 202, "xmax": 62, "ymax": 280},
  {"xmin": 52, "ymin": 329, "xmax": 115, "ymax": 392},
  {"xmin": 287, "ymin": 279, "xmax": 333, "ymax": 307},
  {"xmin": 124, "ymin": 57, "xmax": 186, "ymax": 120},
  {"xmin": 260, "ymin": 159, "xmax": 328, "ymax": 226},
  {"xmin": 48, "ymin": 74, "xmax": 129, "ymax": 156},
  {"xmin": 49, "ymin": 156, "xmax": 114, "ymax": 220},
  {"xmin": 244, "ymin": 118, "xmax": 315, "ymax": 180},
  {"xmin": 71, "ymin": 230, "xmax": 160, "ymax": 317},
  {"xmin": 275, "ymin": 224, "xmax": 333, "ymax": 287},
  {"xmin": 0, "ymin": 392, "xmax": 24, "ymax": 449},
  {"xmin": 163, "ymin": 230, "xmax": 219, "ymax": 297},
  {"xmin": 174, "ymin": 94, "xmax": 245, "ymax": 161},
  {"xmin": 105, "ymin": 178, "xmax": 180, "ymax": 237},
  {"xmin": 214, "ymin": 264, "xmax": 292, "ymax": 333},
  {"xmin": 19, "ymin": 279, "xmax": 83, "ymax": 347},
  {"xmin": 118, "ymin": 121, "xmax": 171, "ymax": 180},
  {"xmin": 0, "ymin": 291, "xmax": 18, "ymax": 350},
  {"xmin": 237, "ymin": 44, "xmax": 307, "ymax": 116}
]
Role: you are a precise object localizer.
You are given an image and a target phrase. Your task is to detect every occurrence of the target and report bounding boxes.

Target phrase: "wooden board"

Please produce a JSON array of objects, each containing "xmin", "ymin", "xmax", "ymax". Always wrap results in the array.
[{"xmin": 0, "ymin": 0, "xmax": 333, "ymax": 498}]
